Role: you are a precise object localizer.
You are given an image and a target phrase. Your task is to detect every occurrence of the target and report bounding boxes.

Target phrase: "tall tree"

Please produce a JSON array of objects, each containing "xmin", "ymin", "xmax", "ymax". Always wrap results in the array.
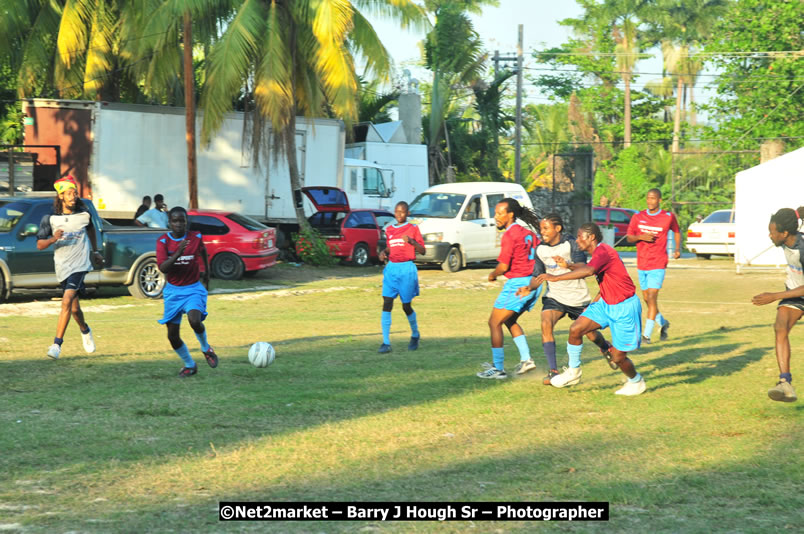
[{"xmin": 199, "ymin": 0, "xmax": 427, "ymax": 229}]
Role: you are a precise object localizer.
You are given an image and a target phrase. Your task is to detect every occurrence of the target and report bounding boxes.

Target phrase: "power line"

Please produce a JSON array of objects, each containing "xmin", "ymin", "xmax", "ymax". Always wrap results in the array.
[{"xmin": 523, "ymin": 66, "xmax": 804, "ymax": 80}]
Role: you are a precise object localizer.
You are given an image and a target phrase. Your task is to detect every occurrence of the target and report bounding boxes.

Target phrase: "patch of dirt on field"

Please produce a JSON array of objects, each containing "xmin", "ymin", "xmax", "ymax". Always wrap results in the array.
[{"xmin": 0, "ymin": 302, "xmax": 138, "ymax": 318}]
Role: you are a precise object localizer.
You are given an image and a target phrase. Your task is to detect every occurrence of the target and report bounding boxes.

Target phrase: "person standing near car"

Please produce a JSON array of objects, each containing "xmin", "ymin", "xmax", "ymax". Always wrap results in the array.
[
  {"xmin": 37, "ymin": 176, "xmax": 104, "ymax": 359},
  {"xmin": 751, "ymin": 206, "xmax": 804, "ymax": 402},
  {"xmin": 135, "ymin": 193, "xmax": 169, "ymax": 228},
  {"xmin": 156, "ymin": 206, "xmax": 219, "ymax": 377},
  {"xmin": 377, "ymin": 201, "xmax": 425, "ymax": 354},
  {"xmin": 627, "ymin": 188, "xmax": 681, "ymax": 343},
  {"xmin": 134, "ymin": 195, "xmax": 152, "ymax": 220}
]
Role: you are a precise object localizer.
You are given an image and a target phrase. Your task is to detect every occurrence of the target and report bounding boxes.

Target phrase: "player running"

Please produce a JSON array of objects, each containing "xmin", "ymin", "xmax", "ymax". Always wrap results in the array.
[
  {"xmin": 522, "ymin": 222, "xmax": 647, "ymax": 395},
  {"xmin": 377, "ymin": 201, "xmax": 425, "ymax": 353},
  {"xmin": 37, "ymin": 176, "xmax": 104, "ymax": 359},
  {"xmin": 626, "ymin": 189, "xmax": 680, "ymax": 343},
  {"xmin": 516, "ymin": 214, "xmax": 615, "ymax": 383},
  {"xmin": 156, "ymin": 207, "xmax": 219, "ymax": 377},
  {"xmin": 477, "ymin": 198, "xmax": 542, "ymax": 379},
  {"xmin": 751, "ymin": 207, "xmax": 804, "ymax": 402}
]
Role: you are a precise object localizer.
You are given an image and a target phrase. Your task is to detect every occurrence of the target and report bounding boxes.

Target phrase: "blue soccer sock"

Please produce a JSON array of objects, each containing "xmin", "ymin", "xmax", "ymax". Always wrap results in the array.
[
  {"xmin": 644, "ymin": 319, "xmax": 655, "ymax": 338},
  {"xmin": 780, "ymin": 372, "xmax": 792, "ymax": 383},
  {"xmin": 655, "ymin": 313, "xmax": 666, "ymax": 327},
  {"xmin": 381, "ymin": 311, "xmax": 392, "ymax": 345},
  {"xmin": 491, "ymin": 347, "xmax": 505, "ymax": 371},
  {"xmin": 543, "ymin": 341, "xmax": 557, "ymax": 370},
  {"xmin": 175, "ymin": 343, "xmax": 195, "ymax": 368},
  {"xmin": 513, "ymin": 335, "xmax": 530, "ymax": 362},
  {"xmin": 194, "ymin": 329, "xmax": 210, "ymax": 352},
  {"xmin": 629, "ymin": 372, "xmax": 643, "ymax": 383},
  {"xmin": 567, "ymin": 342, "xmax": 583, "ymax": 368},
  {"xmin": 406, "ymin": 311, "xmax": 419, "ymax": 338}
]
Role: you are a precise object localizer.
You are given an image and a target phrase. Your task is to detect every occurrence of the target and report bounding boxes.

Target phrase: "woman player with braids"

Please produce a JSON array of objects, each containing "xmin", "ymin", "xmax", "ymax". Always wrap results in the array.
[
  {"xmin": 477, "ymin": 198, "xmax": 542, "ymax": 379},
  {"xmin": 516, "ymin": 214, "xmax": 616, "ymax": 383},
  {"xmin": 752, "ymin": 206, "xmax": 804, "ymax": 402}
]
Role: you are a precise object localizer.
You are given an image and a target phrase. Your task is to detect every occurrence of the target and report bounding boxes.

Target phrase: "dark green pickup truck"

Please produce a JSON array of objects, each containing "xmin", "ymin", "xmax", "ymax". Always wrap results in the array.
[{"xmin": 0, "ymin": 196, "xmax": 166, "ymax": 301}]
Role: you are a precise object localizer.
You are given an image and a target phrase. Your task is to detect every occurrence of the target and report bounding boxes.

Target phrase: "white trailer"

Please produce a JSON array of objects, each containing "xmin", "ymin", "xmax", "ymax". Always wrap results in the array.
[{"xmin": 345, "ymin": 140, "xmax": 429, "ymax": 207}]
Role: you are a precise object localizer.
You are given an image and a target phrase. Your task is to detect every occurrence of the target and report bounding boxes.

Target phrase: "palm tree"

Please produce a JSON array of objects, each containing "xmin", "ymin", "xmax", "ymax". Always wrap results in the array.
[{"xmin": 613, "ymin": 16, "xmax": 638, "ymax": 147}]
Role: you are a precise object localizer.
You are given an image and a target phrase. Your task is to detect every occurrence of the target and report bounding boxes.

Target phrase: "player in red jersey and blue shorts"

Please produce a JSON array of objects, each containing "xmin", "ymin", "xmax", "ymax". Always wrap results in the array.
[
  {"xmin": 477, "ymin": 198, "xmax": 542, "ymax": 379},
  {"xmin": 377, "ymin": 201, "xmax": 425, "ymax": 353},
  {"xmin": 523, "ymin": 222, "xmax": 647, "ymax": 395},
  {"xmin": 627, "ymin": 189, "xmax": 680, "ymax": 343},
  {"xmin": 156, "ymin": 207, "xmax": 219, "ymax": 377}
]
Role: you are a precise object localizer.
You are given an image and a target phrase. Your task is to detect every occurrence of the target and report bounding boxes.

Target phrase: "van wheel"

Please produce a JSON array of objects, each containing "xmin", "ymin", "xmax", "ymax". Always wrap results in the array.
[
  {"xmin": 211, "ymin": 252, "xmax": 245, "ymax": 280},
  {"xmin": 0, "ymin": 272, "xmax": 6, "ymax": 303},
  {"xmin": 351, "ymin": 243, "xmax": 370, "ymax": 266},
  {"xmin": 128, "ymin": 258, "xmax": 165, "ymax": 299},
  {"xmin": 696, "ymin": 253, "xmax": 711, "ymax": 260},
  {"xmin": 442, "ymin": 246, "xmax": 462, "ymax": 272}
]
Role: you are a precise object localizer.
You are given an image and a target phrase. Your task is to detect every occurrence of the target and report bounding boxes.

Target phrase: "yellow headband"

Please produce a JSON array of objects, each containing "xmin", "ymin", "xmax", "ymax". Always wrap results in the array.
[{"xmin": 54, "ymin": 176, "xmax": 78, "ymax": 195}]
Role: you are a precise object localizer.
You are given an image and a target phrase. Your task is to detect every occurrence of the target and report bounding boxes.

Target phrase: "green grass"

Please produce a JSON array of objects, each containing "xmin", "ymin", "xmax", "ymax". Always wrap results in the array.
[{"xmin": 1, "ymin": 261, "xmax": 802, "ymax": 533}]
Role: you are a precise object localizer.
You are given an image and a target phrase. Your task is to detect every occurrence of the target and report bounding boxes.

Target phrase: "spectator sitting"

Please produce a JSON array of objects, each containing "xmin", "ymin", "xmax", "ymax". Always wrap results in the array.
[
  {"xmin": 135, "ymin": 194, "xmax": 169, "ymax": 228},
  {"xmin": 134, "ymin": 195, "xmax": 152, "ymax": 220}
]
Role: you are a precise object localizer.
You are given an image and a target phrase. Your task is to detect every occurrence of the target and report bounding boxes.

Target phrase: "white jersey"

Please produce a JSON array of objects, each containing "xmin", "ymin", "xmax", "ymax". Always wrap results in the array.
[
  {"xmin": 782, "ymin": 233, "xmax": 804, "ymax": 291},
  {"xmin": 37, "ymin": 209, "xmax": 93, "ymax": 282},
  {"xmin": 532, "ymin": 236, "xmax": 591, "ymax": 308}
]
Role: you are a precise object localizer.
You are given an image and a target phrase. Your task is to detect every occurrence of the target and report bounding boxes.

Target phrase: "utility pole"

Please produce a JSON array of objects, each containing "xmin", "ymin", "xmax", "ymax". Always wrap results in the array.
[
  {"xmin": 183, "ymin": 11, "xmax": 198, "ymax": 209},
  {"xmin": 515, "ymin": 24, "xmax": 524, "ymax": 185}
]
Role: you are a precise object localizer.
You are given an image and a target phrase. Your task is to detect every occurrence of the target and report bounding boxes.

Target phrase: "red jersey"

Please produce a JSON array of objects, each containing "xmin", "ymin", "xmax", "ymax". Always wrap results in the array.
[
  {"xmin": 627, "ymin": 209, "xmax": 680, "ymax": 270},
  {"xmin": 385, "ymin": 222, "xmax": 424, "ymax": 263},
  {"xmin": 587, "ymin": 243, "xmax": 636, "ymax": 305},
  {"xmin": 497, "ymin": 222, "xmax": 539, "ymax": 278},
  {"xmin": 156, "ymin": 231, "xmax": 205, "ymax": 286}
]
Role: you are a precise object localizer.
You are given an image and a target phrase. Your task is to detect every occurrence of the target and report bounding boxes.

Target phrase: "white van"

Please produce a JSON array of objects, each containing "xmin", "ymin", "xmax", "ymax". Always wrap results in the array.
[{"xmin": 406, "ymin": 182, "xmax": 535, "ymax": 272}]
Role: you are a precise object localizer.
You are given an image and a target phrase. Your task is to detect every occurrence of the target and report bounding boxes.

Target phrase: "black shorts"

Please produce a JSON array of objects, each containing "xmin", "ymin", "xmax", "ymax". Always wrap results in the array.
[
  {"xmin": 542, "ymin": 296, "xmax": 588, "ymax": 320},
  {"xmin": 60, "ymin": 271, "xmax": 87, "ymax": 293},
  {"xmin": 778, "ymin": 297, "xmax": 804, "ymax": 312}
]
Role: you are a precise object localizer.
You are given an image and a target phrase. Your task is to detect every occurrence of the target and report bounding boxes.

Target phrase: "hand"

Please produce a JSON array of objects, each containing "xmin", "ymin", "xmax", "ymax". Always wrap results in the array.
[
  {"xmin": 202, "ymin": 271, "xmax": 210, "ymax": 290},
  {"xmin": 488, "ymin": 272, "xmax": 497, "ymax": 282},
  {"xmin": 553, "ymin": 256, "xmax": 568, "ymax": 269},
  {"xmin": 535, "ymin": 273, "xmax": 555, "ymax": 286},
  {"xmin": 673, "ymin": 250, "xmax": 681, "ymax": 259},
  {"xmin": 640, "ymin": 233, "xmax": 656, "ymax": 243},
  {"xmin": 53, "ymin": 229, "xmax": 64, "ymax": 240},
  {"xmin": 379, "ymin": 250, "xmax": 388, "ymax": 263},
  {"xmin": 515, "ymin": 286, "xmax": 531, "ymax": 297},
  {"xmin": 401, "ymin": 235, "xmax": 411, "ymax": 243},
  {"xmin": 752, "ymin": 292, "xmax": 777, "ymax": 306},
  {"xmin": 92, "ymin": 251, "xmax": 104, "ymax": 267},
  {"xmin": 177, "ymin": 239, "xmax": 189, "ymax": 254}
]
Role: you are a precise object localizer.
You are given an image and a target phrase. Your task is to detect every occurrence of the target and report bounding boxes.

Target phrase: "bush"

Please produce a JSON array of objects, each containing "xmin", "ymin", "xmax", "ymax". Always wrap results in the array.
[{"xmin": 292, "ymin": 226, "xmax": 339, "ymax": 266}]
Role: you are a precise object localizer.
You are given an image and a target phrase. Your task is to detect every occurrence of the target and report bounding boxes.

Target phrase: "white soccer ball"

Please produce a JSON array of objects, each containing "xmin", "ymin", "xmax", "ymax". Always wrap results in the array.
[{"xmin": 248, "ymin": 342, "xmax": 275, "ymax": 368}]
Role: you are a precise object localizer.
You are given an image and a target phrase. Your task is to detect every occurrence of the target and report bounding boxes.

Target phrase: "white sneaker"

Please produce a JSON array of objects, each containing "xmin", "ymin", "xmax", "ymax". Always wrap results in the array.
[
  {"xmin": 550, "ymin": 366, "xmax": 582, "ymax": 388},
  {"xmin": 81, "ymin": 328, "xmax": 96, "ymax": 353},
  {"xmin": 615, "ymin": 377, "xmax": 647, "ymax": 396},
  {"xmin": 515, "ymin": 359, "xmax": 537, "ymax": 375},
  {"xmin": 476, "ymin": 366, "xmax": 507, "ymax": 379},
  {"xmin": 47, "ymin": 344, "xmax": 61, "ymax": 359}
]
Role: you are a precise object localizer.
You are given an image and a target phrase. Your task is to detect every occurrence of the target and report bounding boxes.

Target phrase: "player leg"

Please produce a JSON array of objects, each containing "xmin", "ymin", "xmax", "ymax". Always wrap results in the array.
[
  {"xmin": 167, "ymin": 319, "xmax": 197, "ymax": 377},
  {"xmin": 188, "ymin": 309, "xmax": 217, "ymax": 368},
  {"xmin": 400, "ymin": 263, "xmax": 421, "ymax": 351},
  {"xmin": 69, "ymin": 276, "xmax": 96, "ymax": 354},
  {"xmin": 550, "ymin": 315, "xmax": 602, "ymax": 388},
  {"xmin": 379, "ymin": 263, "xmax": 399, "ymax": 353},
  {"xmin": 504, "ymin": 309, "xmax": 534, "ymax": 375},
  {"xmin": 540, "ymin": 308, "xmax": 564, "ymax": 382},
  {"xmin": 477, "ymin": 307, "xmax": 516, "ymax": 379},
  {"xmin": 768, "ymin": 305, "xmax": 802, "ymax": 402},
  {"xmin": 608, "ymin": 295, "xmax": 646, "ymax": 396}
]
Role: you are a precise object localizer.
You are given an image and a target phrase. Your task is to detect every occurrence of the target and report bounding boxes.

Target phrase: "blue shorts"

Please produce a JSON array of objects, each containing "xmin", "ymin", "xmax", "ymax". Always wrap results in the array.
[
  {"xmin": 581, "ymin": 294, "xmax": 643, "ymax": 352},
  {"xmin": 60, "ymin": 271, "xmax": 87, "ymax": 292},
  {"xmin": 158, "ymin": 281, "xmax": 208, "ymax": 325},
  {"xmin": 638, "ymin": 269, "xmax": 666, "ymax": 290},
  {"xmin": 382, "ymin": 261, "xmax": 419, "ymax": 303},
  {"xmin": 494, "ymin": 276, "xmax": 542, "ymax": 313}
]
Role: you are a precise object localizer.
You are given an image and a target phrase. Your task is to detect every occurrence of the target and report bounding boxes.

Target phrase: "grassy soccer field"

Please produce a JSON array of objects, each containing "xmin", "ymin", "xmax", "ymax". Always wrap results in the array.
[{"xmin": 1, "ymin": 259, "xmax": 802, "ymax": 533}]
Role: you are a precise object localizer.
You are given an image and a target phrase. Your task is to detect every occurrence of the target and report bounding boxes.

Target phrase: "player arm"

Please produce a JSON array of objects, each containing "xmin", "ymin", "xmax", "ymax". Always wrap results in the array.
[
  {"xmin": 36, "ymin": 215, "xmax": 59, "ymax": 250},
  {"xmin": 158, "ymin": 241, "xmax": 186, "ymax": 273},
  {"xmin": 85, "ymin": 224, "xmax": 104, "ymax": 265},
  {"xmin": 752, "ymin": 285, "xmax": 804, "ymax": 305},
  {"xmin": 534, "ymin": 264, "xmax": 595, "ymax": 287},
  {"xmin": 199, "ymin": 240, "xmax": 210, "ymax": 288},
  {"xmin": 489, "ymin": 262, "xmax": 508, "ymax": 282}
]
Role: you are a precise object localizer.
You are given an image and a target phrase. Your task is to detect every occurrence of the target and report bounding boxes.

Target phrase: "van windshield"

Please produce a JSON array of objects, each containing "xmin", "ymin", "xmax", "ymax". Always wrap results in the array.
[{"xmin": 408, "ymin": 193, "xmax": 466, "ymax": 219}]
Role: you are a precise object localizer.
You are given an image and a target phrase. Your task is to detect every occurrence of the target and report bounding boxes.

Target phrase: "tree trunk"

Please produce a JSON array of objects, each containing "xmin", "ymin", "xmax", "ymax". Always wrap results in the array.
[
  {"xmin": 623, "ymin": 74, "xmax": 632, "ymax": 148},
  {"xmin": 183, "ymin": 11, "xmax": 198, "ymax": 209},
  {"xmin": 689, "ymin": 85, "xmax": 697, "ymax": 127},
  {"xmin": 284, "ymin": 113, "xmax": 310, "ymax": 233},
  {"xmin": 671, "ymin": 76, "xmax": 683, "ymax": 154}
]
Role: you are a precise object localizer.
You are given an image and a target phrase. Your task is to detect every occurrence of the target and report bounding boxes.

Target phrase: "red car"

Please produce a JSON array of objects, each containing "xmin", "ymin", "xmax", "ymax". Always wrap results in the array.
[
  {"xmin": 187, "ymin": 209, "xmax": 279, "ymax": 279},
  {"xmin": 303, "ymin": 187, "xmax": 395, "ymax": 266},
  {"xmin": 593, "ymin": 206, "xmax": 639, "ymax": 246}
]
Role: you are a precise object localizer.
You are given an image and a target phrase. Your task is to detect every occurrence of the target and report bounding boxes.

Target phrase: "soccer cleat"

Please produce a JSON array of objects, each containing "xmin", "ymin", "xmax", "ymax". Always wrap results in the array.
[
  {"xmin": 378, "ymin": 343, "xmax": 392, "ymax": 354},
  {"xmin": 178, "ymin": 366, "xmax": 198, "ymax": 378},
  {"xmin": 615, "ymin": 377, "xmax": 647, "ymax": 396},
  {"xmin": 203, "ymin": 347, "xmax": 219, "ymax": 368},
  {"xmin": 476, "ymin": 366, "xmax": 507, "ymax": 379},
  {"xmin": 550, "ymin": 366, "xmax": 582, "ymax": 388},
  {"xmin": 767, "ymin": 379, "xmax": 797, "ymax": 402},
  {"xmin": 47, "ymin": 344, "xmax": 61, "ymax": 360},
  {"xmin": 660, "ymin": 321, "xmax": 671, "ymax": 341},
  {"xmin": 515, "ymin": 359, "xmax": 537, "ymax": 375},
  {"xmin": 542, "ymin": 369, "xmax": 560, "ymax": 385},
  {"xmin": 408, "ymin": 336, "xmax": 420, "ymax": 351},
  {"xmin": 81, "ymin": 328, "xmax": 96, "ymax": 353},
  {"xmin": 601, "ymin": 346, "xmax": 619, "ymax": 370},
  {"xmin": 641, "ymin": 335, "xmax": 652, "ymax": 345}
]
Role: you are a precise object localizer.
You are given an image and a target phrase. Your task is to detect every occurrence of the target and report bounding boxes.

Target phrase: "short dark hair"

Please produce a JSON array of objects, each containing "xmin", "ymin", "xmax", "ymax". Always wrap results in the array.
[
  {"xmin": 395, "ymin": 201, "xmax": 409, "ymax": 210},
  {"xmin": 647, "ymin": 188, "xmax": 662, "ymax": 198},
  {"xmin": 143, "ymin": 195, "xmax": 151, "ymax": 203},
  {"xmin": 154, "ymin": 194, "xmax": 164, "ymax": 203},
  {"xmin": 168, "ymin": 206, "xmax": 187, "ymax": 218},
  {"xmin": 578, "ymin": 222, "xmax": 603, "ymax": 243}
]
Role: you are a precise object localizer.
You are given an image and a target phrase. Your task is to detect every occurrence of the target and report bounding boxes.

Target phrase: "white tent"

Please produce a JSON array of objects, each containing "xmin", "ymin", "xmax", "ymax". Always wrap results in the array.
[{"xmin": 735, "ymin": 147, "xmax": 804, "ymax": 268}]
